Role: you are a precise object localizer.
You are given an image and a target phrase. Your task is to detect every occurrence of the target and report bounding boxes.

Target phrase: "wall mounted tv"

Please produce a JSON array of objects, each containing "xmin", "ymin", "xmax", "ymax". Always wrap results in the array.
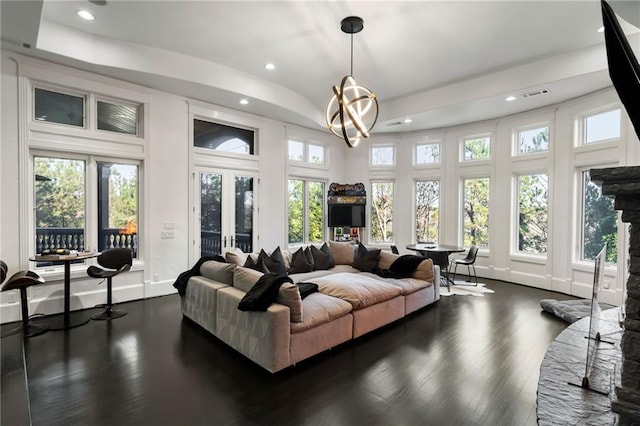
[{"xmin": 328, "ymin": 204, "xmax": 366, "ymax": 228}]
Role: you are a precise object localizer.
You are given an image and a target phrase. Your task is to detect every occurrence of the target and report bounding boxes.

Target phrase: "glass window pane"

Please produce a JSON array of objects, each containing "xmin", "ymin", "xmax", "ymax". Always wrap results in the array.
[
  {"xmin": 463, "ymin": 178, "xmax": 489, "ymax": 247},
  {"xmin": 582, "ymin": 171, "xmax": 617, "ymax": 263},
  {"xmin": 97, "ymin": 163, "xmax": 138, "ymax": 257},
  {"xmin": 518, "ymin": 126, "xmax": 549, "ymax": 154},
  {"xmin": 585, "ymin": 109, "xmax": 621, "ymax": 144},
  {"xmin": 193, "ymin": 119, "xmax": 254, "ymax": 155},
  {"xmin": 200, "ymin": 173, "xmax": 223, "ymax": 256},
  {"xmin": 371, "ymin": 146, "xmax": 395, "ymax": 166},
  {"xmin": 288, "ymin": 140, "xmax": 304, "ymax": 161},
  {"xmin": 35, "ymin": 157, "xmax": 86, "ymax": 255},
  {"xmin": 235, "ymin": 176, "xmax": 254, "ymax": 254},
  {"xmin": 288, "ymin": 180, "xmax": 304, "ymax": 244},
  {"xmin": 416, "ymin": 143, "xmax": 440, "ymax": 164},
  {"xmin": 308, "ymin": 144, "xmax": 325, "ymax": 164},
  {"xmin": 518, "ymin": 174, "xmax": 548, "ymax": 254},
  {"xmin": 308, "ymin": 181, "xmax": 325, "ymax": 242},
  {"xmin": 97, "ymin": 101, "xmax": 138, "ymax": 135},
  {"xmin": 415, "ymin": 180, "xmax": 439, "ymax": 243},
  {"xmin": 463, "ymin": 137, "xmax": 491, "ymax": 161},
  {"xmin": 34, "ymin": 88, "xmax": 84, "ymax": 127},
  {"xmin": 371, "ymin": 182, "xmax": 394, "ymax": 242}
]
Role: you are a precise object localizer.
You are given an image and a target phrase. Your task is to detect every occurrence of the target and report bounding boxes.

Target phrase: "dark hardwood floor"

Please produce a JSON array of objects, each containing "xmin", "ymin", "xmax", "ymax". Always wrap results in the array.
[{"xmin": 1, "ymin": 279, "xmax": 577, "ymax": 426}]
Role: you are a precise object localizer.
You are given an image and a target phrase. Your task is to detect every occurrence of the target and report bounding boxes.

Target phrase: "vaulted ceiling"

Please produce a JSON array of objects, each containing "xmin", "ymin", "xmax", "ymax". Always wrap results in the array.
[{"xmin": 2, "ymin": 1, "xmax": 639, "ymax": 134}]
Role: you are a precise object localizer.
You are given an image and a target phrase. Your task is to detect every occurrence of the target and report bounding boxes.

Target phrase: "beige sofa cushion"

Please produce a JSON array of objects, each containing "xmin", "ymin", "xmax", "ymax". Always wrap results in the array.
[
  {"xmin": 360, "ymin": 272, "xmax": 431, "ymax": 295},
  {"xmin": 378, "ymin": 251, "xmax": 399, "ymax": 270},
  {"xmin": 290, "ymin": 293, "xmax": 352, "ymax": 333},
  {"xmin": 313, "ymin": 272, "xmax": 402, "ymax": 309},
  {"xmin": 329, "ymin": 241, "xmax": 356, "ymax": 265},
  {"xmin": 413, "ymin": 258, "xmax": 434, "ymax": 282},
  {"xmin": 225, "ymin": 248, "xmax": 248, "ymax": 266},
  {"xmin": 233, "ymin": 266, "xmax": 303, "ymax": 322},
  {"xmin": 200, "ymin": 260, "xmax": 235, "ymax": 284}
]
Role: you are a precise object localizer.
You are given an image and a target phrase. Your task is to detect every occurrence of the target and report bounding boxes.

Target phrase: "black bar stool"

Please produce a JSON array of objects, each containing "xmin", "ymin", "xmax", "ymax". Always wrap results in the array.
[
  {"xmin": 1, "ymin": 260, "xmax": 49, "ymax": 338},
  {"xmin": 87, "ymin": 248, "xmax": 132, "ymax": 320}
]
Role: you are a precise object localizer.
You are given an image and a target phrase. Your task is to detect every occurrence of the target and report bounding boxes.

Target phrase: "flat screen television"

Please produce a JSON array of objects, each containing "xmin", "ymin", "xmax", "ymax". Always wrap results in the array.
[{"xmin": 328, "ymin": 204, "xmax": 366, "ymax": 228}]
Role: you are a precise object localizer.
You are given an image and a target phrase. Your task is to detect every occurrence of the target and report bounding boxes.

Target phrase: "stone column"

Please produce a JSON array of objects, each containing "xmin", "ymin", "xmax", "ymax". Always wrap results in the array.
[{"xmin": 590, "ymin": 166, "xmax": 640, "ymax": 421}]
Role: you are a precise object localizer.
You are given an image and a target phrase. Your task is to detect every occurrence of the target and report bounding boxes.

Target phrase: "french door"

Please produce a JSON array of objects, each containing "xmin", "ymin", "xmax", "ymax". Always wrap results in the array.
[{"xmin": 193, "ymin": 168, "xmax": 257, "ymax": 262}]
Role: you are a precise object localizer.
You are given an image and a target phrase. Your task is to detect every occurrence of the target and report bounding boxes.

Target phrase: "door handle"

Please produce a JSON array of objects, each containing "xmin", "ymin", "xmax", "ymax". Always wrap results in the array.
[
  {"xmin": 231, "ymin": 235, "xmax": 235, "ymax": 247},
  {"xmin": 223, "ymin": 235, "xmax": 227, "ymax": 248}
]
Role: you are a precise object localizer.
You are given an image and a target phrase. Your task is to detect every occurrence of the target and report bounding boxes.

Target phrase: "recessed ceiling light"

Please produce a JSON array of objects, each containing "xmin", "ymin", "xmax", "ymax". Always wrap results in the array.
[
  {"xmin": 265, "ymin": 63, "xmax": 275, "ymax": 70},
  {"xmin": 239, "ymin": 99, "xmax": 249, "ymax": 105},
  {"xmin": 505, "ymin": 96, "xmax": 517, "ymax": 102},
  {"xmin": 597, "ymin": 26, "xmax": 605, "ymax": 33},
  {"xmin": 404, "ymin": 118, "xmax": 412, "ymax": 124},
  {"xmin": 76, "ymin": 10, "xmax": 95, "ymax": 20}
]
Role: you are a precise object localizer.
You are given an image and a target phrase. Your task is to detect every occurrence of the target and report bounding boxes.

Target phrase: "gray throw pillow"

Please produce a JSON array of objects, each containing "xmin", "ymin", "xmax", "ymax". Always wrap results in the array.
[
  {"xmin": 259, "ymin": 247, "xmax": 287, "ymax": 276},
  {"xmin": 289, "ymin": 247, "xmax": 314, "ymax": 274},
  {"xmin": 310, "ymin": 243, "xmax": 335, "ymax": 270},
  {"xmin": 352, "ymin": 243, "xmax": 381, "ymax": 272}
]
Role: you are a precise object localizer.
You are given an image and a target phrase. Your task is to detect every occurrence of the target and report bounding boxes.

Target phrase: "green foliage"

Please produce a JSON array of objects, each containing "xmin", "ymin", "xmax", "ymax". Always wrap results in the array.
[
  {"xmin": 463, "ymin": 178, "xmax": 490, "ymax": 247},
  {"xmin": 288, "ymin": 180, "xmax": 304, "ymax": 244},
  {"xmin": 308, "ymin": 181, "xmax": 324, "ymax": 242},
  {"xmin": 415, "ymin": 180, "xmax": 439, "ymax": 242},
  {"xmin": 107, "ymin": 165, "xmax": 138, "ymax": 229},
  {"xmin": 235, "ymin": 176, "xmax": 253, "ymax": 236},
  {"xmin": 518, "ymin": 174, "xmax": 548, "ymax": 253},
  {"xmin": 519, "ymin": 127, "xmax": 549, "ymax": 154},
  {"xmin": 583, "ymin": 173, "xmax": 617, "ymax": 263},
  {"xmin": 201, "ymin": 173, "xmax": 222, "ymax": 232},
  {"xmin": 35, "ymin": 158, "xmax": 85, "ymax": 228},
  {"xmin": 464, "ymin": 137, "xmax": 490, "ymax": 160},
  {"xmin": 371, "ymin": 182, "xmax": 394, "ymax": 242}
]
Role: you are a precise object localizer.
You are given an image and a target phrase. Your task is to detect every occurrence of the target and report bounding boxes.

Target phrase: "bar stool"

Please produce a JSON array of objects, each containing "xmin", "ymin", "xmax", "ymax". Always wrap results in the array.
[
  {"xmin": 88, "ymin": 248, "xmax": 132, "ymax": 320},
  {"xmin": 1, "ymin": 261, "xmax": 49, "ymax": 338}
]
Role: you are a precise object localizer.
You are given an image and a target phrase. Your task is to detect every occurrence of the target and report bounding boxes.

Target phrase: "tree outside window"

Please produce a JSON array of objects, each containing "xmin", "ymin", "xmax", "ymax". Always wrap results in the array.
[
  {"xmin": 463, "ymin": 136, "xmax": 490, "ymax": 161},
  {"xmin": 288, "ymin": 179, "xmax": 325, "ymax": 244},
  {"xmin": 582, "ymin": 171, "xmax": 617, "ymax": 263},
  {"xmin": 415, "ymin": 143, "xmax": 440, "ymax": 164},
  {"xmin": 518, "ymin": 174, "xmax": 548, "ymax": 254},
  {"xmin": 371, "ymin": 182, "xmax": 394, "ymax": 242},
  {"xmin": 415, "ymin": 180, "xmax": 439, "ymax": 243},
  {"xmin": 518, "ymin": 126, "xmax": 549, "ymax": 154},
  {"xmin": 463, "ymin": 178, "xmax": 489, "ymax": 247}
]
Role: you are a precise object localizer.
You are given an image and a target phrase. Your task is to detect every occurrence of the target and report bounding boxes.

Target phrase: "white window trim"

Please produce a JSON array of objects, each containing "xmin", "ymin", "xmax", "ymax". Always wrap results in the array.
[
  {"xmin": 369, "ymin": 179, "xmax": 395, "ymax": 245},
  {"xmin": 513, "ymin": 123, "xmax": 550, "ymax": 157},
  {"xmin": 413, "ymin": 178, "xmax": 441, "ymax": 244},
  {"xmin": 413, "ymin": 141, "xmax": 441, "ymax": 167},
  {"xmin": 512, "ymin": 172, "xmax": 549, "ymax": 258},
  {"xmin": 576, "ymin": 106, "xmax": 622, "ymax": 147},
  {"xmin": 460, "ymin": 134, "xmax": 492, "ymax": 163},
  {"xmin": 286, "ymin": 177, "xmax": 327, "ymax": 247},
  {"xmin": 460, "ymin": 175, "xmax": 491, "ymax": 249},
  {"xmin": 369, "ymin": 144, "xmax": 396, "ymax": 168}
]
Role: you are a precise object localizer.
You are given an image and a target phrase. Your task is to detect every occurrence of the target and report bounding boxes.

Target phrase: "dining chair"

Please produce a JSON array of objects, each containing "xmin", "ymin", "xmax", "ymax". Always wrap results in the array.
[
  {"xmin": 1, "ymin": 260, "xmax": 49, "ymax": 338},
  {"xmin": 450, "ymin": 246, "xmax": 479, "ymax": 285},
  {"xmin": 87, "ymin": 248, "xmax": 133, "ymax": 320},
  {"xmin": 420, "ymin": 251, "xmax": 452, "ymax": 291}
]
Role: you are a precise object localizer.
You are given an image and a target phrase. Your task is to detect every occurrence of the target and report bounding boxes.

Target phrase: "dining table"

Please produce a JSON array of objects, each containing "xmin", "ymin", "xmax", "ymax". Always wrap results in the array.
[
  {"xmin": 405, "ymin": 243, "xmax": 466, "ymax": 288},
  {"xmin": 29, "ymin": 251, "xmax": 99, "ymax": 330}
]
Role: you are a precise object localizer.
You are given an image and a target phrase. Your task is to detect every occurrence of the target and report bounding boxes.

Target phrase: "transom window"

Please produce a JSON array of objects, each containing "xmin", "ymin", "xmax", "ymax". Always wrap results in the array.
[
  {"xmin": 97, "ymin": 100, "xmax": 139, "ymax": 135},
  {"xmin": 517, "ymin": 126, "xmax": 549, "ymax": 154},
  {"xmin": 193, "ymin": 119, "xmax": 255, "ymax": 155},
  {"xmin": 34, "ymin": 87, "xmax": 85, "ymax": 127},
  {"xmin": 462, "ymin": 136, "xmax": 491, "ymax": 161},
  {"xmin": 415, "ymin": 143, "xmax": 440, "ymax": 165},
  {"xmin": 370, "ymin": 146, "xmax": 395, "ymax": 167},
  {"xmin": 287, "ymin": 140, "xmax": 326, "ymax": 165},
  {"xmin": 584, "ymin": 109, "xmax": 621, "ymax": 144}
]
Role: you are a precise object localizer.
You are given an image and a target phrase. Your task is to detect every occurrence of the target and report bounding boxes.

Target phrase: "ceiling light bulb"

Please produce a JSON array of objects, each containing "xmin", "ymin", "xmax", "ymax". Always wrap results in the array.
[
  {"xmin": 597, "ymin": 26, "xmax": 605, "ymax": 33},
  {"xmin": 239, "ymin": 99, "xmax": 249, "ymax": 105},
  {"xmin": 404, "ymin": 118, "xmax": 412, "ymax": 124},
  {"xmin": 265, "ymin": 63, "xmax": 275, "ymax": 70},
  {"xmin": 76, "ymin": 10, "xmax": 95, "ymax": 20},
  {"xmin": 505, "ymin": 96, "xmax": 517, "ymax": 102}
]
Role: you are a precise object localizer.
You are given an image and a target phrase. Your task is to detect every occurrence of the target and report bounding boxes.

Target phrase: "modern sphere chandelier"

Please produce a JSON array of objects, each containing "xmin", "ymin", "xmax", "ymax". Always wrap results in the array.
[{"xmin": 326, "ymin": 16, "xmax": 379, "ymax": 148}]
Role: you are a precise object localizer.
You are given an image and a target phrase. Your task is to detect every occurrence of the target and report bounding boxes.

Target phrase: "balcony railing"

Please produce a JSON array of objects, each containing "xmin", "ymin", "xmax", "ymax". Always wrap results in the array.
[
  {"xmin": 36, "ymin": 227, "xmax": 137, "ymax": 257},
  {"xmin": 201, "ymin": 231, "xmax": 252, "ymax": 257}
]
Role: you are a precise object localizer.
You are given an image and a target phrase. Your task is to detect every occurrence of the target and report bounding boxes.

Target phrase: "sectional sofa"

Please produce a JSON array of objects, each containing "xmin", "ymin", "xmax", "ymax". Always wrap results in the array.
[{"xmin": 180, "ymin": 241, "xmax": 440, "ymax": 373}]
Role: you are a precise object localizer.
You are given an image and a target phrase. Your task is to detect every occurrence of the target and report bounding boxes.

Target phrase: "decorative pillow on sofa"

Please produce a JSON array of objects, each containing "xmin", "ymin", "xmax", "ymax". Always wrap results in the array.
[
  {"xmin": 304, "ymin": 247, "xmax": 315, "ymax": 270},
  {"xmin": 352, "ymin": 243, "xmax": 381, "ymax": 272},
  {"xmin": 328, "ymin": 241, "xmax": 356, "ymax": 265},
  {"xmin": 243, "ymin": 255, "xmax": 271, "ymax": 274},
  {"xmin": 225, "ymin": 247, "xmax": 248, "ymax": 266},
  {"xmin": 378, "ymin": 251, "xmax": 399, "ymax": 270},
  {"xmin": 200, "ymin": 260, "xmax": 236, "ymax": 285},
  {"xmin": 289, "ymin": 247, "xmax": 314, "ymax": 274},
  {"xmin": 412, "ymin": 258, "xmax": 434, "ymax": 283},
  {"xmin": 233, "ymin": 266, "xmax": 264, "ymax": 292},
  {"xmin": 258, "ymin": 247, "xmax": 287, "ymax": 276},
  {"xmin": 310, "ymin": 243, "xmax": 335, "ymax": 270}
]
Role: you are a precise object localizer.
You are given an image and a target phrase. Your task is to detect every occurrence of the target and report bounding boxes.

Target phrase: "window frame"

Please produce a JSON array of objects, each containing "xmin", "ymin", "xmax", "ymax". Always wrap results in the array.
[
  {"xmin": 513, "ymin": 172, "xmax": 549, "ymax": 258},
  {"xmin": 460, "ymin": 134, "xmax": 491, "ymax": 162},
  {"xmin": 460, "ymin": 175, "xmax": 491, "ymax": 249},
  {"xmin": 95, "ymin": 95, "xmax": 143, "ymax": 137},
  {"xmin": 414, "ymin": 179, "xmax": 441, "ymax": 244},
  {"xmin": 369, "ymin": 144, "xmax": 396, "ymax": 168},
  {"xmin": 414, "ymin": 142, "xmax": 441, "ymax": 167},
  {"xmin": 579, "ymin": 107, "xmax": 622, "ymax": 146},
  {"xmin": 513, "ymin": 123, "xmax": 550, "ymax": 157},
  {"xmin": 287, "ymin": 139, "xmax": 328, "ymax": 169},
  {"xmin": 287, "ymin": 177, "xmax": 327, "ymax": 247},
  {"xmin": 369, "ymin": 180, "xmax": 395, "ymax": 244},
  {"xmin": 32, "ymin": 84, "xmax": 87, "ymax": 129}
]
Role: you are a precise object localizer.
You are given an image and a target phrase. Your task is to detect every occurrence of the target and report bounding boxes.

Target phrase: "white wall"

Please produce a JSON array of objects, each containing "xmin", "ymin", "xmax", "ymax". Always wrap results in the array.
[{"xmin": 346, "ymin": 89, "xmax": 640, "ymax": 306}]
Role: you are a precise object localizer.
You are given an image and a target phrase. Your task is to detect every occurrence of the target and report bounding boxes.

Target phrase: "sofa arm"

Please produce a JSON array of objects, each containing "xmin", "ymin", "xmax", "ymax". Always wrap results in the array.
[
  {"xmin": 215, "ymin": 286, "xmax": 291, "ymax": 373},
  {"xmin": 433, "ymin": 264, "xmax": 440, "ymax": 299}
]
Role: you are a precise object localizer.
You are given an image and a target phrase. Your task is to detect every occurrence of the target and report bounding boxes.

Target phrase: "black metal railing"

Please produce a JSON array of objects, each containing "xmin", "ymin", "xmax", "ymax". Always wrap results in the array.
[
  {"xmin": 201, "ymin": 231, "xmax": 252, "ymax": 256},
  {"xmin": 36, "ymin": 227, "xmax": 137, "ymax": 257}
]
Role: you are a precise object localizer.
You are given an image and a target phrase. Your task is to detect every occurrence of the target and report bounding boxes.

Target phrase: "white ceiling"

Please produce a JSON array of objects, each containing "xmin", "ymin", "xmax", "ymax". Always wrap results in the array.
[{"xmin": 2, "ymin": 0, "xmax": 639, "ymax": 134}]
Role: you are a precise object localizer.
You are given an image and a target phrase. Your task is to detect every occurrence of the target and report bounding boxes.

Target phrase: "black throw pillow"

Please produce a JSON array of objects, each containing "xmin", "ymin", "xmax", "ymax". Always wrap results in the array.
[
  {"xmin": 352, "ymin": 243, "xmax": 381, "ymax": 272},
  {"xmin": 296, "ymin": 282, "xmax": 319, "ymax": 299},
  {"xmin": 244, "ymin": 255, "xmax": 271, "ymax": 274},
  {"xmin": 289, "ymin": 247, "xmax": 314, "ymax": 274},
  {"xmin": 258, "ymin": 247, "xmax": 287, "ymax": 276},
  {"xmin": 310, "ymin": 243, "xmax": 335, "ymax": 270},
  {"xmin": 304, "ymin": 246, "xmax": 315, "ymax": 270},
  {"xmin": 238, "ymin": 273, "xmax": 293, "ymax": 311}
]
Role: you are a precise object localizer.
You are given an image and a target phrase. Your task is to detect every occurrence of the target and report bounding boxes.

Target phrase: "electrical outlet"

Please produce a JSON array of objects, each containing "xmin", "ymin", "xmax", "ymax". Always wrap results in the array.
[
  {"xmin": 163, "ymin": 222, "xmax": 175, "ymax": 230},
  {"xmin": 161, "ymin": 231, "xmax": 175, "ymax": 239},
  {"xmin": 602, "ymin": 280, "xmax": 611, "ymax": 289}
]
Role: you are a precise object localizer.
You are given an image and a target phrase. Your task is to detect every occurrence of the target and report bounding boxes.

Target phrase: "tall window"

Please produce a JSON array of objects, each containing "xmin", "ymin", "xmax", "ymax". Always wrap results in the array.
[
  {"xmin": 584, "ymin": 109, "xmax": 621, "ymax": 144},
  {"xmin": 582, "ymin": 171, "xmax": 617, "ymax": 263},
  {"xmin": 517, "ymin": 174, "xmax": 548, "ymax": 254},
  {"xmin": 517, "ymin": 126, "xmax": 549, "ymax": 154},
  {"xmin": 463, "ymin": 136, "xmax": 491, "ymax": 161},
  {"xmin": 370, "ymin": 181, "xmax": 394, "ymax": 242},
  {"xmin": 415, "ymin": 143, "xmax": 440, "ymax": 165},
  {"xmin": 34, "ymin": 156, "xmax": 139, "ymax": 258},
  {"xmin": 288, "ymin": 179, "xmax": 325, "ymax": 244},
  {"xmin": 463, "ymin": 178, "xmax": 489, "ymax": 247},
  {"xmin": 415, "ymin": 180, "xmax": 439, "ymax": 243}
]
